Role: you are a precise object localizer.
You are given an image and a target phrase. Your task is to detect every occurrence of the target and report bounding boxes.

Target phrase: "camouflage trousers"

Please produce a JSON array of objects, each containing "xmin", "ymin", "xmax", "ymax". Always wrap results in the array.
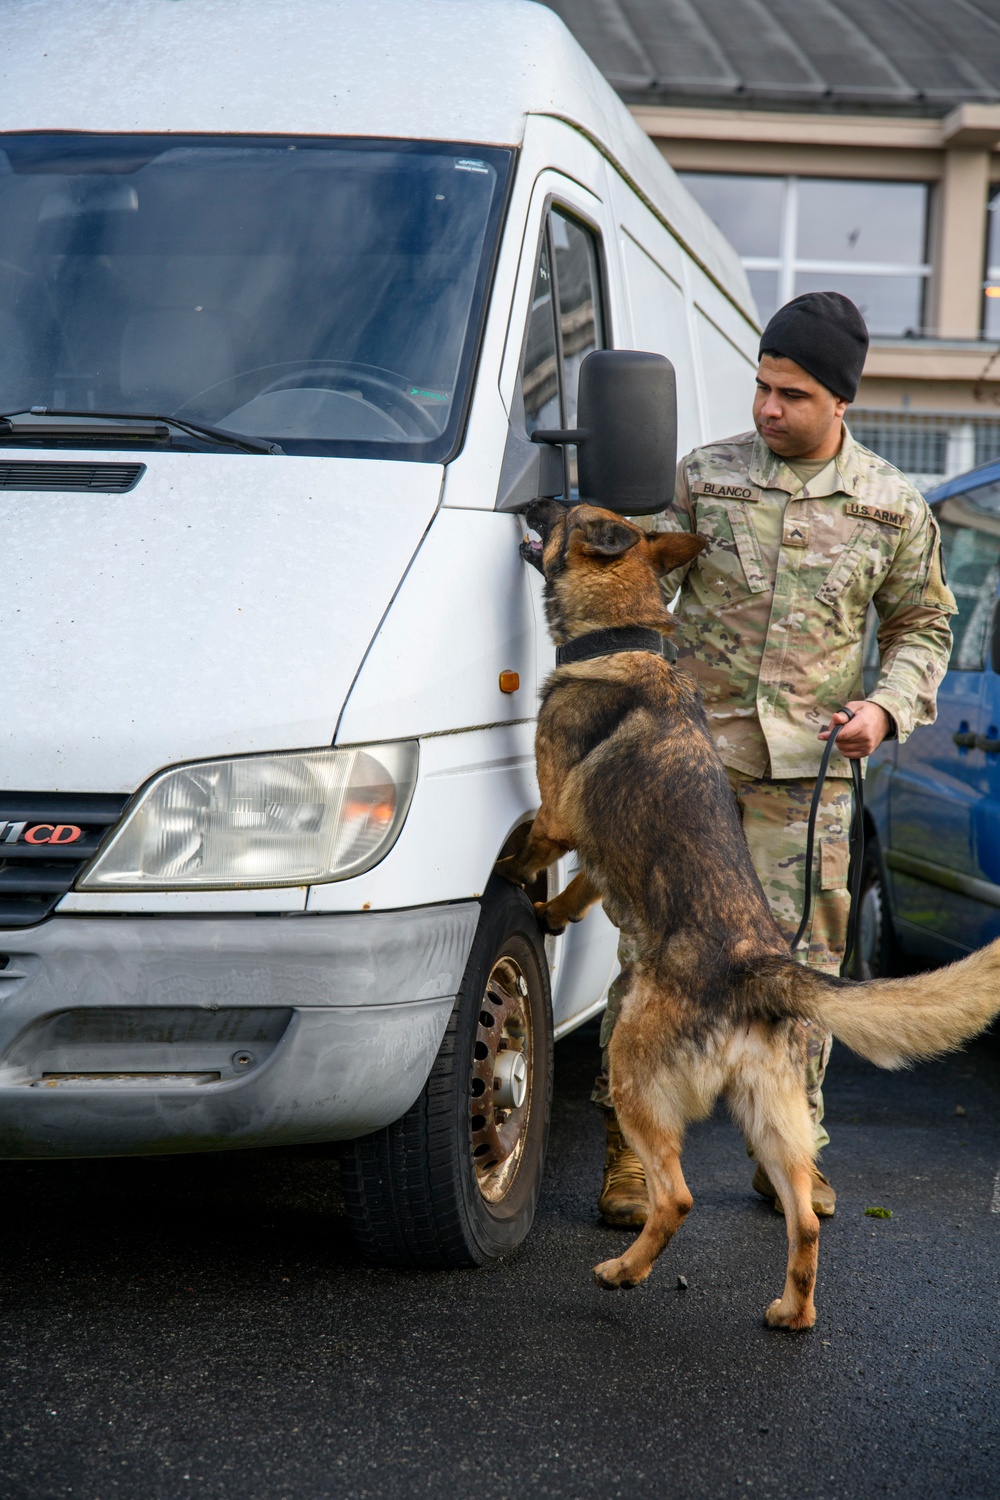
[{"xmin": 592, "ymin": 767, "xmax": 854, "ymax": 1153}]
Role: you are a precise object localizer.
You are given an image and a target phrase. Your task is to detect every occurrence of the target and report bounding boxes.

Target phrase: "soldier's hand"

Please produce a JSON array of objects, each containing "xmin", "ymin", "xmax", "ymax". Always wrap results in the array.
[{"xmin": 818, "ymin": 700, "xmax": 891, "ymax": 758}]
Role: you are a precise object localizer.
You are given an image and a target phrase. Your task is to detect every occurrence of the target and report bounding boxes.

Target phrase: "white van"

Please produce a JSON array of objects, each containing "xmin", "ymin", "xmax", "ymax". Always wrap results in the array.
[{"xmin": 0, "ymin": 0, "xmax": 757, "ymax": 1266}]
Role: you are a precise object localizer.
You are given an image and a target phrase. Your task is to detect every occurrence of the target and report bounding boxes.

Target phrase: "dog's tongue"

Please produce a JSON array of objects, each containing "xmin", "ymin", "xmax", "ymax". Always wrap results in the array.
[{"xmin": 520, "ymin": 534, "xmax": 544, "ymax": 567}]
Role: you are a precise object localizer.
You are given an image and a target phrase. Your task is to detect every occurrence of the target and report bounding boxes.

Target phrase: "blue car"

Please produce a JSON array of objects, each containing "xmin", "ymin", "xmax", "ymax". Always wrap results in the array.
[{"xmin": 861, "ymin": 458, "xmax": 1000, "ymax": 976}]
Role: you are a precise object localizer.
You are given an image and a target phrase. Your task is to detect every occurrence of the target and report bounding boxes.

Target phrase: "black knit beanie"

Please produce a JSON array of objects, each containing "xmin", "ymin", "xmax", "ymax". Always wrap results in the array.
[{"xmin": 759, "ymin": 291, "xmax": 869, "ymax": 402}]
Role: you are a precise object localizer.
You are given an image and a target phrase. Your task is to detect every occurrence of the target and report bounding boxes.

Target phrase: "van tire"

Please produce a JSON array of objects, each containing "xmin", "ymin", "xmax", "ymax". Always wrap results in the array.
[{"xmin": 338, "ymin": 879, "xmax": 553, "ymax": 1269}]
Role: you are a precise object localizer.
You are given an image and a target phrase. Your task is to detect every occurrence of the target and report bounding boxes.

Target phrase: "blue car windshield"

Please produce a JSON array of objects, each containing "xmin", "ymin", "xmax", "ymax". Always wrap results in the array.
[
  {"xmin": 939, "ymin": 477, "xmax": 1000, "ymax": 516},
  {"xmin": 0, "ymin": 134, "xmax": 512, "ymax": 459}
]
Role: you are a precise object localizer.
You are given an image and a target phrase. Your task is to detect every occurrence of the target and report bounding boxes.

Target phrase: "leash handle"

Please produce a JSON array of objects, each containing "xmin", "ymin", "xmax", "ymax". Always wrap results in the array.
[{"xmin": 790, "ymin": 707, "xmax": 865, "ymax": 978}]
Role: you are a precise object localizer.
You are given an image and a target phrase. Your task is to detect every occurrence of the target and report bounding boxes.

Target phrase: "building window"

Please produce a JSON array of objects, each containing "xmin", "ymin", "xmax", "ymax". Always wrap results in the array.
[
  {"xmin": 679, "ymin": 173, "xmax": 929, "ymax": 337},
  {"xmin": 984, "ymin": 187, "xmax": 1000, "ymax": 338}
]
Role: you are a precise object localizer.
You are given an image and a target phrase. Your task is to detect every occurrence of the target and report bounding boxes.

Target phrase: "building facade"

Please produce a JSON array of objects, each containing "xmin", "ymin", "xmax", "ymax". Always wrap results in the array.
[{"xmin": 550, "ymin": 0, "xmax": 1000, "ymax": 487}]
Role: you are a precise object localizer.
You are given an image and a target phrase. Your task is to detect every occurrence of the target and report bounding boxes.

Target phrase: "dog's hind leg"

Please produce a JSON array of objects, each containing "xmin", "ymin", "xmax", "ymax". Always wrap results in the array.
[
  {"xmin": 592, "ymin": 1122, "xmax": 692, "ymax": 1290},
  {"xmin": 593, "ymin": 997, "xmax": 699, "ymax": 1290},
  {"xmin": 760, "ymin": 1156, "xmax": 819, "ymax": 1331},
  {"xmin": 729, "ymin": 1035, "xmax": 819, "ymax": 1331}
]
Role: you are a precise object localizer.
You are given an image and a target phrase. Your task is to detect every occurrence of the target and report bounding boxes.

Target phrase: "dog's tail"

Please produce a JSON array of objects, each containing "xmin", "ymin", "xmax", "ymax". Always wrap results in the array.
[{"xmin": 792, "ymin": 940, "xmax": 1000, "ymax": 1069}]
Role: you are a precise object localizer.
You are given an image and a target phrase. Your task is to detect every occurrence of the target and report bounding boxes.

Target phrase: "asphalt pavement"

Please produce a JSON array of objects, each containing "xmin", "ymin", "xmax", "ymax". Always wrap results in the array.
[{"xmin": 1, "ymin": 1019, "xmax": 998, "ymax": 1500}]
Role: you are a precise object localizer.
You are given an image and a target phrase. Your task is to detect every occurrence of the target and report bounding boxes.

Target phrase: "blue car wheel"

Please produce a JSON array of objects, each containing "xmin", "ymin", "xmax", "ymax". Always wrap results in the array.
[{"xmin": 856, "ymin": 841, "xmax": 901, "ymax": 980}]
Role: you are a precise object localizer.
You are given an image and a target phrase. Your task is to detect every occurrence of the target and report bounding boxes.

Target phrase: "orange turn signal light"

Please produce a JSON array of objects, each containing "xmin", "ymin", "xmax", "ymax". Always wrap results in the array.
[{"xmin": 499, "ymin": 670, "xmax": 520, "ymax": 694}]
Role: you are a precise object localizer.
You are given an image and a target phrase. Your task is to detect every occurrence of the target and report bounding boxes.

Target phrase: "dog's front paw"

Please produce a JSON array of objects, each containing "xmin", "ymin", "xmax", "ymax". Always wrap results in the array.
[
  {"xmin": 534, "ymin": 901, "xmax": 567, "ymax": 936},
  {"xmin": 593, "ymin": 1256, "xmax": 647, "ymax": 1291},
  {"xmin": 764, "ymin": 1297, "xmax": 816, "ymax": 1331}
]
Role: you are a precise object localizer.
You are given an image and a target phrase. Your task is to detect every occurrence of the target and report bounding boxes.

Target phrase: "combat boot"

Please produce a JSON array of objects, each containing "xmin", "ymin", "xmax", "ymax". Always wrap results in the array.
[
  {"xmin": 597, "ymin": 1111, "xmax": 648, "ymax": 1226},
  {"xmin": 751, "ymin": 1163, "xmax": 836, "ymax": 1217}
]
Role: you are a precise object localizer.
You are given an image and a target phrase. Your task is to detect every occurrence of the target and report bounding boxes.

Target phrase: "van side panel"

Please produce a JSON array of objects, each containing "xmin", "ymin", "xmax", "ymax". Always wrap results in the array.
[
  {"xmin": 688, "ymin": 262, "xmax": 759, "ymax": 440},
  {"xmin": 335, "ymin": 509, "xmax": 535, "ymax": 744},
  {"xmin": 618, "ymin": 227, "xmax": 702, "ymax": 457},
  {"xmin": 693, "ymin": 308, "xmax": 758, "ymax": 440},
  {"xmin": 610, "ymin": 168, "xmax": 757, "ymax": 453}
]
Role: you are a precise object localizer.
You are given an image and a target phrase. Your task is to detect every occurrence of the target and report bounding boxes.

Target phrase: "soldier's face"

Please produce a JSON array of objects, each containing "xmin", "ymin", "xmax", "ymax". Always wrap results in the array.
[{"xmin": 753, "ymin": 355, "xmax": 849, "ymax": 461}]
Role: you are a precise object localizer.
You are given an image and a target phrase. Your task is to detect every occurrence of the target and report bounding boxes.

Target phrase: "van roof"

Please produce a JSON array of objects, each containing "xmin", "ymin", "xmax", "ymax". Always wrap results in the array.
[{"xmin": 0, "ymin": 0, "xmax": 753, "ymax": 320}]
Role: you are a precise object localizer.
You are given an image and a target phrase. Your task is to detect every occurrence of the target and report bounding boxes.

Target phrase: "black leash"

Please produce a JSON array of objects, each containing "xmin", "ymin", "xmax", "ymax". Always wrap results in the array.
[{"xmin": 789, "ymin": 707, "xmax": 865, "ymax": 979}]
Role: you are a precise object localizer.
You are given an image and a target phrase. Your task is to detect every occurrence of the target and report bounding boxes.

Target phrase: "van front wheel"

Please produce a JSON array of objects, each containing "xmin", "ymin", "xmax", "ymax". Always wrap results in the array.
[{"xmin": 339, "ymin": 880, "xmax": 553, "ymax": 1268}]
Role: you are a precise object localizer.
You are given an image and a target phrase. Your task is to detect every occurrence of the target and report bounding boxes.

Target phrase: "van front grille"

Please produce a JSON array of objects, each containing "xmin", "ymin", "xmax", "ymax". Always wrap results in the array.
[
  {"xmin": 0, "ymin": 462, "xmax": 145, "ymax": 493},
  {"xmin": 0, "ymin": 792, "xmax": 130, "ymax": 928}
]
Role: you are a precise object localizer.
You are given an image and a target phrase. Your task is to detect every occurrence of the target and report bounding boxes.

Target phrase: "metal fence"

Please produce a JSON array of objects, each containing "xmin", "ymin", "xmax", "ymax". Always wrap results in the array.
[
  {"xmin": 851, "ymin": 408, "xmax": 1000, "ymax": 483},
  {"xmin": 850, "ymin": 409, "xmax": 1000, "ymax": 486}
]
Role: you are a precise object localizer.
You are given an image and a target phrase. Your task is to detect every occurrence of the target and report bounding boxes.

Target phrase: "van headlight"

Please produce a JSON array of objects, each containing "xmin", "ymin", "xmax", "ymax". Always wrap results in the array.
[{"xmin": 78, "ymin": 743, "xmax": 418, "ymax": 890}]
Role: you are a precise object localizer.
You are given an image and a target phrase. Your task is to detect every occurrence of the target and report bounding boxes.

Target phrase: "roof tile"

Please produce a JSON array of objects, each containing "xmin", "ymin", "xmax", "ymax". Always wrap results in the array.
[{"xmin": 547, "ymin": 0, "xmax": 1000, "ymax": 110}]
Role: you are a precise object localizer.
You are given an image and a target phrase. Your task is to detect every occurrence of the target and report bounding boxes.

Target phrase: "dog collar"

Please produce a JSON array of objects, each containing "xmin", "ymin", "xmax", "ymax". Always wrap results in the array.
[{"xmin": 555, "ymin": 626, "xmax": 677, "ymax": 668}]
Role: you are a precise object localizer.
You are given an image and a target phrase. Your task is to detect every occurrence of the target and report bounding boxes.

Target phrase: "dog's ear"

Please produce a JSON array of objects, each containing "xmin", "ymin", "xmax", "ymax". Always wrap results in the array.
[
  {"xmin": 646, "ymin": 530, "xmax": 708, "ymax": 575},
  {"xmin": 576, "ymin": 517, "xmax": 641, "ymax": 559}
]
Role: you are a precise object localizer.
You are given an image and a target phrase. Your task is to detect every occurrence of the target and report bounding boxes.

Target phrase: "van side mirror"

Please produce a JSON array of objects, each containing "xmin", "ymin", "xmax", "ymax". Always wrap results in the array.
[{"xmin": 532, "ymin": 349, "xmax": 677, "ymax": 516}]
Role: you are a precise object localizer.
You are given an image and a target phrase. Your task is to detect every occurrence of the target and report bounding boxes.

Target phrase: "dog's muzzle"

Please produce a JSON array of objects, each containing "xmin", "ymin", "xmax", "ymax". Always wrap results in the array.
[
  {"xmin": 520, "ymin": 534, "xmax": 544, "ymax": 572},
  {"xmin": 520, "ymin": 498, "xmax": 566, "ymax": 573}
]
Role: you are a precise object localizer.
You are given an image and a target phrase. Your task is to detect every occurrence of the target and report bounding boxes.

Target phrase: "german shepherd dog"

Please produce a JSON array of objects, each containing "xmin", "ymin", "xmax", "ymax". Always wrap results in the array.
[{"xmin": 506, "ymin": 496, "xmax": 1000, "ymax": 1330}]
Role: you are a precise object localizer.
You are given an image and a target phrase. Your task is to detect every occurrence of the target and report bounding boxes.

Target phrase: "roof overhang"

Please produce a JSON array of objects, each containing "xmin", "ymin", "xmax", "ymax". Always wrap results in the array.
[{"xmin": 941, "ymin": 104, "xmax": 1000, "ymax": 150}]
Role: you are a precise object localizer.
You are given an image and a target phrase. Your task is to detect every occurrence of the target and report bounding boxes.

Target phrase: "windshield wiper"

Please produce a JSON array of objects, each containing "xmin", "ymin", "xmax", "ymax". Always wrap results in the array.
[{"xmin": 0, "ymin": 409, "xmax": 283, "ymax": 456}]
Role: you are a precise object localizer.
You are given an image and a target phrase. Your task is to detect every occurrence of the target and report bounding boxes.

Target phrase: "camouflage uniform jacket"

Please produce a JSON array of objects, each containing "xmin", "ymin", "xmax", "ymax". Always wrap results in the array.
[{"xmin": 660, "ymin": 427, "xmax": 957, "ymax": 779}]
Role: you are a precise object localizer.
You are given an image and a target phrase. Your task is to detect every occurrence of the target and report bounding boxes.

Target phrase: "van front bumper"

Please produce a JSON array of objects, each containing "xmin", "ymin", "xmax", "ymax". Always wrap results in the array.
[{"xmin": 0, "ymin": 905, "xmax": 479, "ymax": 1158}]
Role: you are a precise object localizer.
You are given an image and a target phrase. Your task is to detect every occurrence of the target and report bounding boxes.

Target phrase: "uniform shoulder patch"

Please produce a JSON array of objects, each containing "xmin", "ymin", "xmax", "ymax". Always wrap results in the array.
[{"xmin": 844, "ymin": 501, "xmax": 908, "ymax": 529}]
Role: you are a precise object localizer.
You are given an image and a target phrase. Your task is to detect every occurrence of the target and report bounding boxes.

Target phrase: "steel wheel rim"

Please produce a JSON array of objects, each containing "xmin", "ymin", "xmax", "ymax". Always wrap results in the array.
[{"xmin": 469, "ymin": 953, "xmax": 534, "ymax": 1205}]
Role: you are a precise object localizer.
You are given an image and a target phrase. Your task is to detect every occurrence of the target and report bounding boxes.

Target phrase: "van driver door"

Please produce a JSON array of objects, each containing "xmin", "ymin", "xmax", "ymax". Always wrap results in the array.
[{"xmin": 502, "ymin": 174, "xmax": 621, "ymax": 1033}]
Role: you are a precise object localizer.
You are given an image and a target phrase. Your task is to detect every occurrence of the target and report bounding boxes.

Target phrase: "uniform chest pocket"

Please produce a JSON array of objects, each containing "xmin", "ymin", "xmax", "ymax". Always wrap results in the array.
[
  {"xmin": 694, "ymin": 498, "xmax": 769, "ymax": 600},
  {"xmin": 815, "ymin": 522, "xmax": 896, "ymax": 613}
]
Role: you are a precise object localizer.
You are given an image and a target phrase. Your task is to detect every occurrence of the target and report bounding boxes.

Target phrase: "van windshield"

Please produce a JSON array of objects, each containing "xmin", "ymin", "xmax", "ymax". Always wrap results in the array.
[{"xmin": 0, "ymin": 134, "xmax": 511, "ymax": 460}]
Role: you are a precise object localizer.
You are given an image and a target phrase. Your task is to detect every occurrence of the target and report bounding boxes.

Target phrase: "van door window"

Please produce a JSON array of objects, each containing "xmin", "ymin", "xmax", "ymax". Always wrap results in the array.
[
  {"xmin": 520, "ymin": 207, "xmax": 605, "ymax": 495},
  {"xmin": 522, "ymin": 238, "xmax": 560, "ymax": 434},
  {"xmin": 551, "ymin": 213, "xmax": 603, "ymax": 431}
]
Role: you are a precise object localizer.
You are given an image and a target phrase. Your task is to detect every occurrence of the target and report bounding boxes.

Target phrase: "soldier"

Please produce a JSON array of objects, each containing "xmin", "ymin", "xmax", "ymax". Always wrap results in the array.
[{"xmin": 595, "ymin": 290, "xmax": 957, "ymax": 1225}]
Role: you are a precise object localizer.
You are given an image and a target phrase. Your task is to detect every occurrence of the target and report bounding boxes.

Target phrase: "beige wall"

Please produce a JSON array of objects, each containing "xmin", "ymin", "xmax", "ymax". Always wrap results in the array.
[
  {"xmin": 858, "ymin": 378, "xmax": 1000, "ymax": 414},
  {"xmin": 926, "ymin": 148, "xmax": 994, "ymax": 337},
  {"xmin": 654, "ymin": 139, "xmax": 940, "ymax": 181}
]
